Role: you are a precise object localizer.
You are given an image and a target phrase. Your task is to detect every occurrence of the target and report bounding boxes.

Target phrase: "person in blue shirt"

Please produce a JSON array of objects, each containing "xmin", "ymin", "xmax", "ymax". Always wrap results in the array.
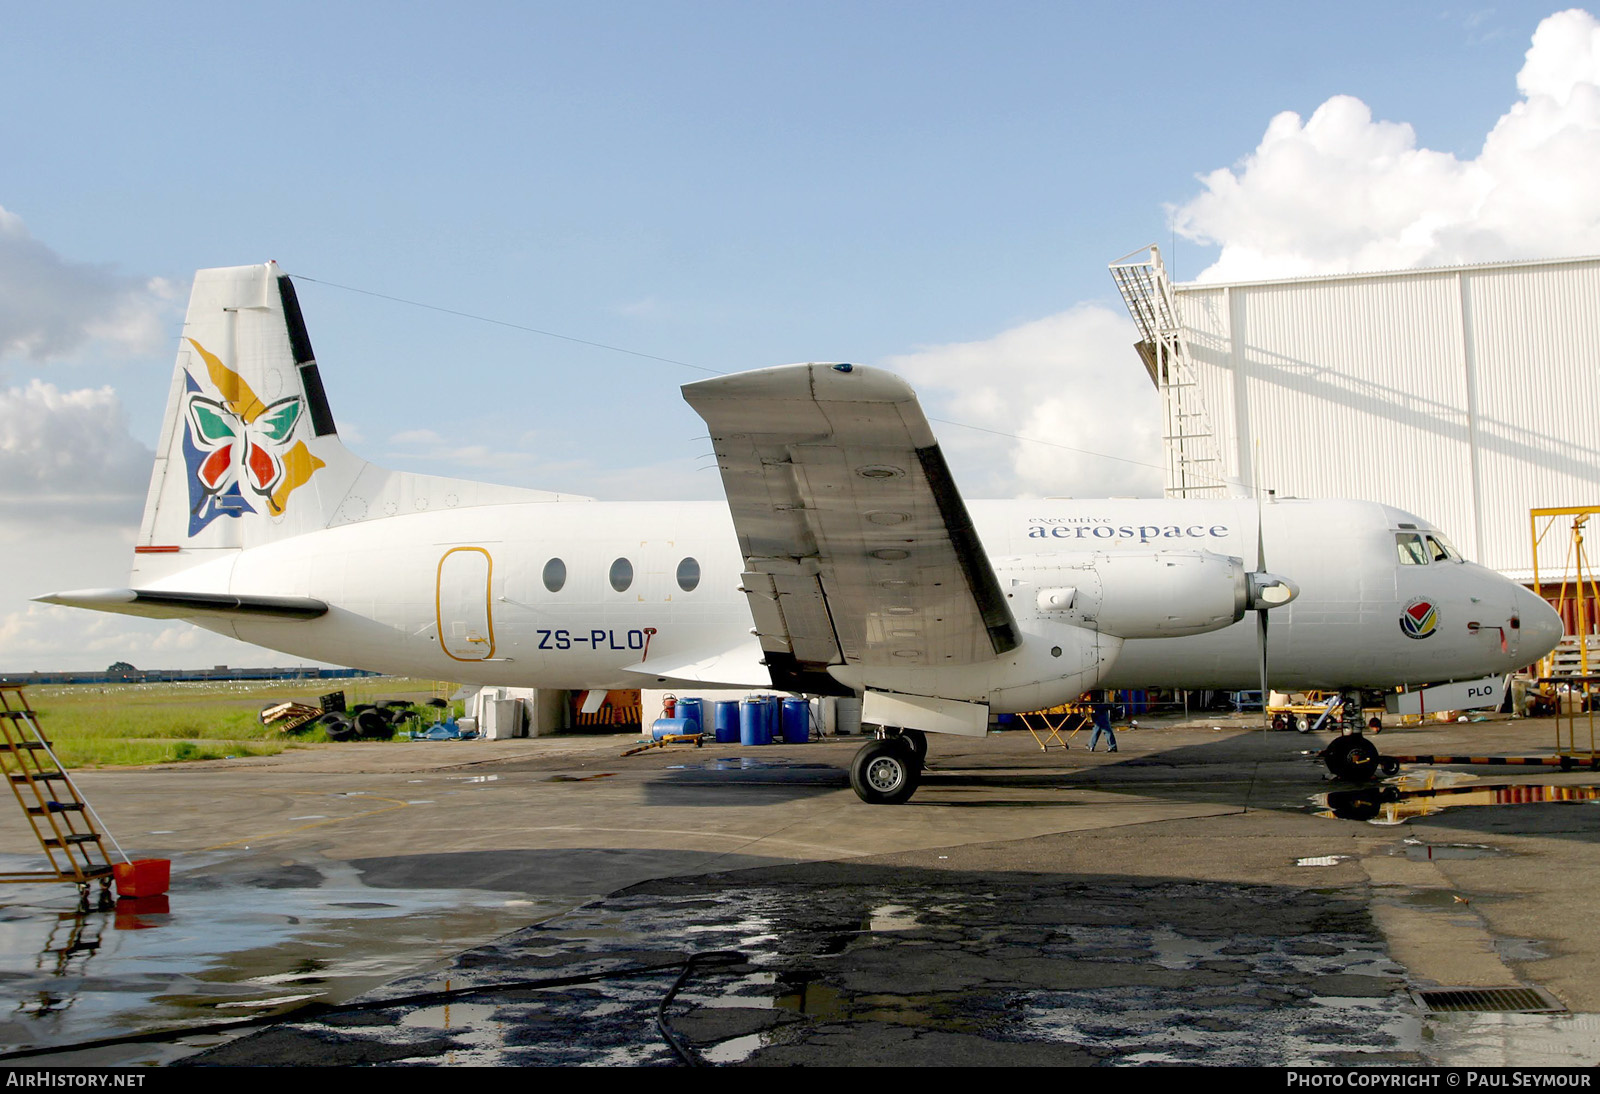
[{"xmin": 1088, "ymin": 703, "xmax": 1118, "ymax": 753}]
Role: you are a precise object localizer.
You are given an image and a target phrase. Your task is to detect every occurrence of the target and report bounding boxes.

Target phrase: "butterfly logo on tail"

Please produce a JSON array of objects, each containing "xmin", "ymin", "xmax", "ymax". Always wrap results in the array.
[{"xmin": 180, "ymin": 338, "xmax": 325, "ymax": 536}]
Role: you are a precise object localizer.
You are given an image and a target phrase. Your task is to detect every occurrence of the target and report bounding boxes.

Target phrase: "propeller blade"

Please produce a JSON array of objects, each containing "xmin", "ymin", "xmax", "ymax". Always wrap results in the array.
[
  {"xmin": 1258, "ymin": 606, "xmax": 1269, "ymax": 730},
  {"xmin": 1254, "ymin": 454, "xmax": 1271, "ymax": 730},
  {"xmin": 1257, "ymin": 502, "xmax": 1266, "ymax": 574}
]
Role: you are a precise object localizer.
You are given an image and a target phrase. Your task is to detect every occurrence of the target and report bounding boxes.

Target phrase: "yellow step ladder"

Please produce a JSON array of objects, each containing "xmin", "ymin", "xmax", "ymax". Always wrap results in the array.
[{"xmin": 0, "ymin": 686, "xmax": 116, "ymax": 907}]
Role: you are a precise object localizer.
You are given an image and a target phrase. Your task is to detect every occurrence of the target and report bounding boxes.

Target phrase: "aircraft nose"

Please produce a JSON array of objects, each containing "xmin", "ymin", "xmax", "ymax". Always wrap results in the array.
[{"xmin": 1515, "ymin": 584, "xmax": 1564, "ymax": 662}]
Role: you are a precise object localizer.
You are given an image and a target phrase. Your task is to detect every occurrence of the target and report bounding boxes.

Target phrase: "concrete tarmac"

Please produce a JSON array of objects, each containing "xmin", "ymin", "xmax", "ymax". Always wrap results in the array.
[{"xmin": 2, "ymin": 713, "xmax": 1598, "ymax": 1066}]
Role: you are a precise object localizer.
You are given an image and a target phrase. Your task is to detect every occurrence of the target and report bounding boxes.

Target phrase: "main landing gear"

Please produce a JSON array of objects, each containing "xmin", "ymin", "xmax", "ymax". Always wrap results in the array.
[{"xmin": 848, "ymin": 728, "xmax": 927, "ymax": 804}]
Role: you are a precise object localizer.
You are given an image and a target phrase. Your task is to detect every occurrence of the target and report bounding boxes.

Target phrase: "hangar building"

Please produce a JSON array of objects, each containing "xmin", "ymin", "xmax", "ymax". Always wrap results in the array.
[{"xmin": 1110, "ymin": 246, "xmax": 1600, "ymax": 585}]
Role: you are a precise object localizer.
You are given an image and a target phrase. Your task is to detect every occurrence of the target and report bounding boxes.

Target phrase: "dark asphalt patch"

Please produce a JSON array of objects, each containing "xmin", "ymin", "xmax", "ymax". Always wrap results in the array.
[{"xmin": 187, "ymin": 863, "xmax": 1422, "ymax": 1066}]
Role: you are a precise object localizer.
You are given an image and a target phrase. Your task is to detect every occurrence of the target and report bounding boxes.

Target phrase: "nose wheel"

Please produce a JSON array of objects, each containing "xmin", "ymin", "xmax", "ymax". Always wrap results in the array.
[
  {"xmin": 849, "ymin": 737, "xmax": 922, "ymax": 804},
  {"xmin": 1321, "ymin": 733, "xmax": 1382, "ymax": 782}
]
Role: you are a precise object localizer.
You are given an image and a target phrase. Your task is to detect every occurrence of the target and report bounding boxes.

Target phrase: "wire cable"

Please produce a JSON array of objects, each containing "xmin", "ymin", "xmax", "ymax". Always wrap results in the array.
[
  {"xmin": 288, "ymin": 271, "xmax": 1254, "ymax": 490},
  {"xmin": 286, "ymin": 273, "xmax": 723, "ymax": 375}
]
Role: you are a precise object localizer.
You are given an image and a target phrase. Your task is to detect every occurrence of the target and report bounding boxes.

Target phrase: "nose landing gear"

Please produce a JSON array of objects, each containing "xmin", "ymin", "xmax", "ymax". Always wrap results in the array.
[
  {"xmin": 1317, "ymin": 688, "xmax": 1394, "ymax": 782},
  {"xmin": 1321, "ymin": 733, "xmax": 1382, "ymax": 781}
]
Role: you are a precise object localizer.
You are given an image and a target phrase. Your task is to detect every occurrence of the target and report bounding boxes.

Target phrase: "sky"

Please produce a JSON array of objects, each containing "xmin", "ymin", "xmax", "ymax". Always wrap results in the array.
[{"xmin": 2, "ymin": 1, "xmax": 1596, "ymax": 671}]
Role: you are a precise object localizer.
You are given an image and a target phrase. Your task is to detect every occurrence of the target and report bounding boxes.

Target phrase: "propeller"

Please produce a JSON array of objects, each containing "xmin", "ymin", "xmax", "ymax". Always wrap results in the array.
[
  {"xmin": 1256, "ymin": 496, "xmax": 1269, "ymax": 729},
  {"xmin": 1248, "ymin": 475, "xmax": 1298, "ymax": 730}
]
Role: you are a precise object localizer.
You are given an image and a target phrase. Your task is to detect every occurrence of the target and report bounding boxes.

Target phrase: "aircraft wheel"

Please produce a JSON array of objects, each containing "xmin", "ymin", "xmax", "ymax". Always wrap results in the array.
[
  {"xmin": 1324, "ymin": 735, "xmax": 1380, "ymax": 782},
  {"xmin": 850, "ymin": 739, "xmax": 921, "ymax": 805},
  {"xmin": 894, "ymin": 728, "xmax": 928, "ymax": 765},
  {"xmin": 1325, "ymin": 788, "xmax": 1384, "ymax": 822}
]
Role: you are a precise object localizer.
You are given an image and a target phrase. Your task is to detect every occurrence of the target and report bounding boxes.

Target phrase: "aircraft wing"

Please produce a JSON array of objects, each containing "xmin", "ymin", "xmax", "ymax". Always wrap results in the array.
[
  {"xmin": 618, "ymin": 639, "xmax": 771, "ymax": 689},
  {"xmin": 683, "ymin": 363, "xmax": 1019, "ymax": 695},
  {"xmin": 34, "ymin": 588, "xmax": 328, "ymax": 621}
]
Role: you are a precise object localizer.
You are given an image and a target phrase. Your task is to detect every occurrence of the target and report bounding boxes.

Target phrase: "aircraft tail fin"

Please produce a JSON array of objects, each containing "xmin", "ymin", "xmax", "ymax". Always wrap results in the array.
[
  {"xmin": 137, "ymin": 263, "xmax": 351, "ymax": 558},
  {"xmin": 134, "ymin": 262, "xmax": 583, "ymax": 584}
]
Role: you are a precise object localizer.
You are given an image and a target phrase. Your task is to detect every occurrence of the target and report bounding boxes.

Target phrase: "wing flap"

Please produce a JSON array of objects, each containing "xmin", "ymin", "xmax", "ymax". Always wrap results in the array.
[{"xmin": 742, "ymin": 566, "xmax": 839, "ymax": 664}]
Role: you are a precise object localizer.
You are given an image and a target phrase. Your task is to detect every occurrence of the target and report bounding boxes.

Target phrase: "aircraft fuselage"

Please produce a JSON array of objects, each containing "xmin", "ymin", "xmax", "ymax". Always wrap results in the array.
[{"xmin": 146, "ymin": 495, "xmax": 1553, "ymax": 705}]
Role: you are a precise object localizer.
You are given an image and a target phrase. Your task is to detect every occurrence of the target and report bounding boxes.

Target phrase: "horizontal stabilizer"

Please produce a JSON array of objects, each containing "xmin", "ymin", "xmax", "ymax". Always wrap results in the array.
[{"xmin": 34, "ymin": 588, "xmax": 328, "ymax": 621}]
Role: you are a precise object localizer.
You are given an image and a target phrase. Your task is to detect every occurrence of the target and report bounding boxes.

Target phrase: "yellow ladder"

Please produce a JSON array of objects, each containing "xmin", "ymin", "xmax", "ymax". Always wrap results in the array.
[{"xmin": 0, "ymin": 686, "xmax": 115, "ymax": 906}]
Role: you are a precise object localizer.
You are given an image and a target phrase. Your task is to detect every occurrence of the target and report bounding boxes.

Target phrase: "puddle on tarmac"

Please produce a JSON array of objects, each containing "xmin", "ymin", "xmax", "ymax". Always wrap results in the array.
[
  {"xmin": 668, "ymin": 757, "xmax": 836, "ymax": 772},
  {"xmin": 11, "ymin": 857, "xmax": 1588, "ymax": 1066},
  {"xmin": 0, "ymin": 852, "xmax": 547, "ymax": 1064},
  {"xmin": 1315, "ymin": 782, "xmax": 1600, "ymax": 824},
  {"xmin": 1394, "ymin": 838, "xmax": 1505, "ymax": 861},
  {"xmin": 181, "ymin": 878, "xmax": 1586, "ymax": 1067},
  {"xmin": 400, "ymin": 1001, "xmax": 499, "ymax": 1029},
  {"xmin": 1425, "ymin": 1013, "xmax": 1600, "ymax": 1067}
]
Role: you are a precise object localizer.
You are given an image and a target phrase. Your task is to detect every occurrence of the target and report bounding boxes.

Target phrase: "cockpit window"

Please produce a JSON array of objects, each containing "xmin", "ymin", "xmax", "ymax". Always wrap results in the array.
[
  {"xmin": 1396, "ymin": 533, "xmax": 1428, "ymax": 566},
  {"xmin": 1427, "ymin": 534, "xmax": 1463, "ymax": 562}
]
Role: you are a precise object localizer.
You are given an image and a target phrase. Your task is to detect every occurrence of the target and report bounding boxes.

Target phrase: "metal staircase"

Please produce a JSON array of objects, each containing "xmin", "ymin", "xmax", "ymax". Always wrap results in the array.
[
  {"xmin": 1109, "ymin": 245, "xmax": 1228, "ymax": 498},
  {"xmin": 0, "ymin": 687, "xmax": 115, "ymax": 906}
]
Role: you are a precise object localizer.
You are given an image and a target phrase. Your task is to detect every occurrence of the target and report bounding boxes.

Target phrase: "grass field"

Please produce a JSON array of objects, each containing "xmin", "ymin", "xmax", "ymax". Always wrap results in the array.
[{"xmin": 10, "ymin": 677, "xmax": 462, "ymax": 767}]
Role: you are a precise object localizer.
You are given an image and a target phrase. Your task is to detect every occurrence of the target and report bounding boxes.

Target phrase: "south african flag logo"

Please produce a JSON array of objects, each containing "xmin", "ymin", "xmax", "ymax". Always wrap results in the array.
[{"xmin": 1400, "ymin": 598, "xmax": 1438, "ymax": 640}]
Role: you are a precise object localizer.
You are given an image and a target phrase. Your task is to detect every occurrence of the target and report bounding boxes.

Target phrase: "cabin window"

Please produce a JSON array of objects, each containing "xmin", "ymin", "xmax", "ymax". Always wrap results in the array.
[
  {"xmin": 609, "ymin": 557, "xmax": 634, "ymax": 593},
  {"xmin": 1396, "ymin": 534, "xmax": 1428, "ymax": 566},
  {"xmin": 676, "ymin": 557, "xmax": 701, "ymax": 592},
  {"xmin": 542, "ymin": 557, "xmax": 566, "ymax": 592}
]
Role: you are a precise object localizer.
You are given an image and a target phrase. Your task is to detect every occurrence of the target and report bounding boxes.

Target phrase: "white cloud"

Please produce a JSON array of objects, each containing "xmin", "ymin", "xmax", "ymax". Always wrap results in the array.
[
  {"xmin": 0, "ymin": 517, "xmax": 308, "ymax": 673},
  {"xmin": 389, "ymin": 427, "xmax": 443, "ymax": 446},
  {"xmin": 615, "ymin": 295, "xmax": 670, "ymax": 320},
  {"xmin": 883, "ymin": 305, "xmax": 1163, "ymax": 499},
  {"xmin": 0, "ymin": 602, "xmax": 303, "ymax": 673},
  {"xmin": 0, "ymin": 205, "xmax": 178, "ymax": 363},
  {"xmin": 1174, "ymin": 9, "xmax": 1600, "ymax": 281},
  {"xmin": 0, "ymin": 380, "xmax": 151, "ymax": 505}
]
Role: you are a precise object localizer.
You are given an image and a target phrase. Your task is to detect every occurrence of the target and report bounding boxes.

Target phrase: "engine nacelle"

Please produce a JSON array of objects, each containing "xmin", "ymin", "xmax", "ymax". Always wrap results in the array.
[
  {"xmin": 829, "ymin": 616, "xmax": 1121, "ymax": 711},
  {"xmin": 1000, "ymin": 550, "xmax": 1253, "ymax": 639}
]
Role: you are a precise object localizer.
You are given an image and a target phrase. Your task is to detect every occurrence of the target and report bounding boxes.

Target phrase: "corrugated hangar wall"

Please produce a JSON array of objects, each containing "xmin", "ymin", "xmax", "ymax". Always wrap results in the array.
[{"xmin": 1162, "ymin": 254, "xmax": 1600, "ymax": 579}]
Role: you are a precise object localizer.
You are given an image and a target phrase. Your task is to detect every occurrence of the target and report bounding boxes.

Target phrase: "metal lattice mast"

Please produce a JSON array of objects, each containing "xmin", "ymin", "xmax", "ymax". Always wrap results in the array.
[{"xmin": 1108, "ymin": 245, "xmax": 1226, "ymax": 498}]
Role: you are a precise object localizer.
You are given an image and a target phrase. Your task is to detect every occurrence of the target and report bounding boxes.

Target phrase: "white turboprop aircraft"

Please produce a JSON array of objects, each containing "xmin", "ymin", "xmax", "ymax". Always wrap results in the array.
[{"xmin": 39, "ymin": 263, "xmax": 1563, "ymax": 803}]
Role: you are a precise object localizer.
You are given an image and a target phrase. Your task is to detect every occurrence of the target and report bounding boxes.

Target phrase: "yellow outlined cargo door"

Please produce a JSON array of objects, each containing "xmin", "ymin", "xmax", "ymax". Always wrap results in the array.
[{"xmin": 437, "ymin": 547, "xmax": 495, "ymax": 661}]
